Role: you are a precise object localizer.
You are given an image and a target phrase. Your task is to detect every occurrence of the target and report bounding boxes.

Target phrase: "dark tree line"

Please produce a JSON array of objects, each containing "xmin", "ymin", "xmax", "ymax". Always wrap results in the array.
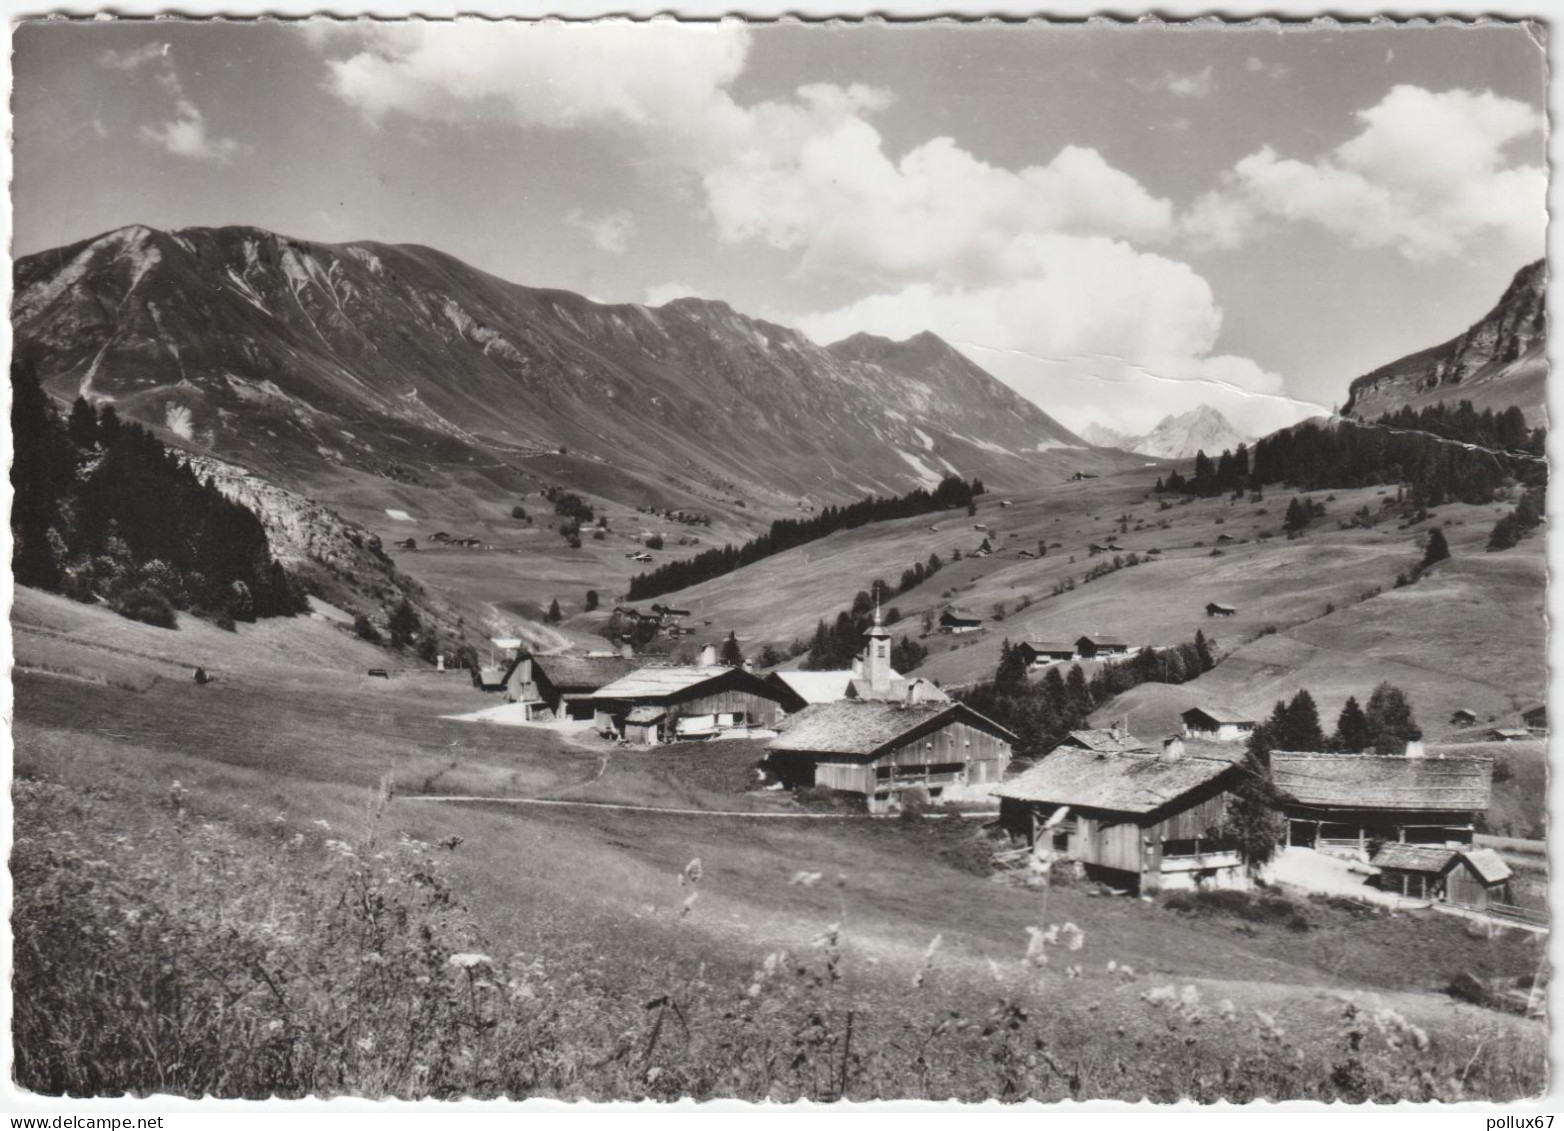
[
  {"xmin": 1488, "ymin": 484, "xmax": 1545, "ymax": 551},
  {"xmin": 627, "ymin": 476, "xmax": 984, "ymax": 600},
  {"xmin": 798, "ymin": 609, "xmax": 928, "ymax": 674},
  {"xmin": 11, "ymin": 360, "xmax": 307, "ymax": 627},
  {"xmin": 1158, "ymin": 402, "xmax": 1545, "ymax": 505},
  {"xmin": 956, "ymin": 632, "xmax": 1217, "ymax": 763}
]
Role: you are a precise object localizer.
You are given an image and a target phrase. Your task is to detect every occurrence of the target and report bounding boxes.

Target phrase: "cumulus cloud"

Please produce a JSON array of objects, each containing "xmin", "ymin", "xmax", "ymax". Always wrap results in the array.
[
  {"xmin": 141, "ymin": 98, "xmax": 245, "ymax": 164},
  {"xmin": 793, "ymin": 234, "xmax": 1318, "ymax": 436},
  {"xmin": 305, "ymin": 21, "xmax": 1301, "ymax": 434},
  {"xmin": 1184, "ymin": 85, "xmax": 1545, "ymax": 259},
  {"xmin": 565, "ymin": 209, "xmax": 636, "ymax": 255}
]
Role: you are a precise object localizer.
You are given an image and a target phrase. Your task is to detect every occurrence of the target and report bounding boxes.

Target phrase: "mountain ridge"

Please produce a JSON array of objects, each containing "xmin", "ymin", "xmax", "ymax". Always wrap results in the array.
[
  {"xmin": 1341, "ymin": 258, "xmax": 1546, "ymax": 426},
  {"xmin": 14, "ymin": 224, "xmax": 1103, "ymax": 522},
  {"xmin": 1080, "ymin": 403, "xmax": 1247, "ymax": 460}
]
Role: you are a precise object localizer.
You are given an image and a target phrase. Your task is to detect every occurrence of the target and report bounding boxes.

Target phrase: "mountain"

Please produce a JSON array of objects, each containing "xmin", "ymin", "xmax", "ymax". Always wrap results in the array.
[
  {"xmin": 1078, "ymin": 404, "xmax": 1246, "ymax": 460},
  {"xmin": 1342, "ymin": 259, "xmax": 1547, "ymax": 426},
  {"xmin": 13, "ymin": 225, "xmax": 1099, "ymax": 522}
]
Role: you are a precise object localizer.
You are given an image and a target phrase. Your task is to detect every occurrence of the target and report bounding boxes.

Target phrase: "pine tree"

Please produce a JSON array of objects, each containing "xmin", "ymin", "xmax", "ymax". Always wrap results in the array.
[
  {"xmin": 545, "ymin": 598, "xmax": 563, "ymax": 625},
  {"xmin": 1276, "ymin": 689, "xmax": 1325, "ymax": 751},
  {"xmin": 585, "ymin": 589, "xmax": 599, "ymax": 612},
  {"xmin": 994, "ymin": 640, "xmax": 1027, "ymax": 694},
  {"xmin": 1332, "ymin": 696, "xmax": 1371, "ymax": 753},
  {"xmin": 1420, "ymin": 527, "xmax": 1450, "ymax": 570},
  {"xmin": 1065, "ymin": 664, "xmax": 1095, "ymax": 723},
  {"xmin": 719, "ymin": 631, "xmax": 743, "ymax": 667},
  {"xmin": 1194, "ymin": 629, "xmax": 1215, "ymax": 673},
  {"xmin": 67, "ymin": 396, "xmax": 100, "ymax": 450},
  {"xmin": 389, "ymin": 598, "xmax": 422, "ymax": 647},
  {"xmin": 1363, "ymin": 682, "xmax": 1420, "ymax": 755},
  {"xmin": 1221, "ymin": 727, "xmax": 1286, "ymax": 875}
]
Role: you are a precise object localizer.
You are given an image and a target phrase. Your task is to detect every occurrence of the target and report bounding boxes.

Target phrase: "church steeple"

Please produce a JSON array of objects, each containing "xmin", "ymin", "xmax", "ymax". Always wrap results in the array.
[{"xmin": 864, "ymin": 598, "xmax": 892, "ymax": 693}]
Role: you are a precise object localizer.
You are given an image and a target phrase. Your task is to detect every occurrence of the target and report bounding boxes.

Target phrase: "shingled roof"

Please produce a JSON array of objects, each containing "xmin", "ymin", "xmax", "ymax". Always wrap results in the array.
[
  {"xmin": 506, "ymin": 653, "xmax": 638, "ymax": 691},
  {"xmin": 1060, "ymin": 729, "xmax": 1153, "ymax": 755},
  {"xmin": 1270, "ymin": 753, "xmax": 1492, "ymax": 812},
  {"xmin": 592, "ymin": 665, "xmax": 753, "ymax": 700},
  {"xmin": 1370, "ymin": 843, "xmax": 1512, "ymax": 884},
  {"xmin": 1181, "ymin": 705, "xmax": 1255, "ymax": 726},
  {"xmin": 769, "ymin": 701, "xmax": 1014, "ymax": 758},
  {"xmin": 995, "ymin": 749, "xmax": 1237, "ymax": 815}
]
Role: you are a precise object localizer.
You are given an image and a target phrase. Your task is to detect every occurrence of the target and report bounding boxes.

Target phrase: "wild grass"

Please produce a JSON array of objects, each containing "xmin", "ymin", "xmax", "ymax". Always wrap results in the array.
[{"xmin": 13, "ymin": 771, "xmax": 1545, "ymax": 1102}]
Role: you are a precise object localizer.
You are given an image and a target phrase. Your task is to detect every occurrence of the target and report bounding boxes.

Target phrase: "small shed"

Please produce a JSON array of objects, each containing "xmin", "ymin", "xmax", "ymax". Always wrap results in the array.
[
  {"xmin": 1017, "ymin": 641, "xmax": 1076, "ymax": 667},
  {"xmin": 1205, "ymin": 602, "xmax": 1237, "ymax": 617},
  {"xmin": 1489, "ymin": 727, "xmax": 1530, "ymax": 742},
  {"xmin": 1370, "ymin": 843, "xmax": 1513, "ymax": 910},
  {"xmin": 1180, "ymin": 705, "xmax": 1256, "ymax": 743},
  {"xmin": 624, "ymin": 706, "xmax": 668, "ymax": 746},
  {"xmin": 1074, "ymin": 633, "xmax": 1130, "ymax": 658},
  {"xmin": 1522, "ymin": 703, "xmax": 1547, "ymax": 732},
  {"xmin": 996, "ymin": 737, "xmax": 1248, "ymax": 894},
  {"xmin": 1449, "ymin": 708, "xmax": 1478, "ymax": 725},
  {"xmin": 939, "ymin": 609, "xmax": 983, "ymax": 634}
]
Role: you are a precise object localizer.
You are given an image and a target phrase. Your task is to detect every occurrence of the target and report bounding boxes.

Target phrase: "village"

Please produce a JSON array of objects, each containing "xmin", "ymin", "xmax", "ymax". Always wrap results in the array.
[{"xmin": 410, "ymin": 594, "xmax": 1544, "ymax": 940}]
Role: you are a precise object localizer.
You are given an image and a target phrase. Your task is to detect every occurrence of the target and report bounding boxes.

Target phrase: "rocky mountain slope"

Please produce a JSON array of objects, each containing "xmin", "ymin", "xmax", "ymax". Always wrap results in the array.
[
  {"xmin": 1080, "ymin": 404, "xmax": 1246, "ymax": 459},
  {"xmin": 14, "ymin": 225, "xmax": 1099, "ymax": 522},
  {"xmin": 1342, "ymin": 259, "xmax": 1547, "ymax": 425}
]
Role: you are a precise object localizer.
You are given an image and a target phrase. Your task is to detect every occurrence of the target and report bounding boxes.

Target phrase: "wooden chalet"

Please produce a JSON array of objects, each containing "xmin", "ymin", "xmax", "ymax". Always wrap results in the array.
[
  {"xmin": 1270, "ymin": 750, "xmax": 1493, "ymax": 855},
  {"xmin": 502, "ymin": 652, "xmax": 638, "ymax": 721},
  {"xmin": 591, "ymin": 665, "xmax": 795, "ymax": 745},
  {"xmin": 1522, "ymin": 703, "xmax": 1547, "ymax": 732},
  {"xmin": 1489, "ymin": 727, "xmax": 1530, "ymax": 742},
  {"xmin": 1204, "ymin": 602, "xmax": 1237, "ymax": 617},
  {"xmin": 1017, "ymin": 641, "xmax": 1076, "ymax": 667},
  {"xmin": 1074, "ymin": 633, "xmax": 1130, "ymax": 658},
  {"xmin": 996, "ymin": 736, "xmax": 1248, "ymax": 894},
  {"xmin": 766, "ymin": 700, "xmax": 1014, "ymax": 814},
  {"xmin": 1370, "ymin": 844, "xmax": 1513, "ymax": 910},
  {"xmin": 1449, "ymin": 708, "xmax": 1478, "ymax": 725},
  {"xmin": 939, "ymin": 609, "xmax": 983, "ymax": 634},
  {"xmin": 1180, "ymin": 705, "xmax": 1256, "ymax": 743}
]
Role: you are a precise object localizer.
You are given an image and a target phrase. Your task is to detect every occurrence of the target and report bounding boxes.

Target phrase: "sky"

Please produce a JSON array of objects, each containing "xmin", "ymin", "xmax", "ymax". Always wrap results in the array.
[{"xmin": 12, "ymin": 18, "xmax": 1548, "ymax": 437}]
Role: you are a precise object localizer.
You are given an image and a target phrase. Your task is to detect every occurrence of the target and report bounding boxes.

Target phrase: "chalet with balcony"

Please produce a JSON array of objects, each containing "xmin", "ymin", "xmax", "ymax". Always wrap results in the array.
[
  {"xmin": 1180, "ymin": 705, "xmax": 1256, "ymax": 743},
  {"xmin": 1017, "ymin": 641, "xmax": 1076, "ymax": 667},
  {"xmin": 1074, "ymin": 633, "xmax": 1130, "ymax": 659},
  {"xmin": 996, "ymin": 735, "xmax": 1248, "ymax": 894},
  {"xmin": 590, "ymin": 663, "xmax": 796, "ymax": 745}
]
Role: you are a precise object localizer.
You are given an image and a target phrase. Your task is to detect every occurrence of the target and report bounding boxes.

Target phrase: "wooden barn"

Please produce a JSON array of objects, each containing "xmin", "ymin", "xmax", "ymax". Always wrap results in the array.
[
  {"xmin": 591, "ymin": 665, "xmax": 797, "ymax": 745},
  {"xmin": 502, "ymin": 652, "xmax": 638, "ymax": 721},
  {"xmin": 939, "ymin": 609, "xmax": 983, "ymax": 634},
  {"xmin": 1449, "ymin": 708, "xmax": 1479, "ymax": 725},
  {"xmin": 1205, "ymin": 602, "xmax": 1237, "ymax": 617},
  {"xmin": 1370, "ymin": 844, "xmax": 1513, "ymax": 910},
  {"xmin": 1180, "ymin": 705, "xmax": 1256, "ymax": 743},
  {"xmin": 1075, "ymin": 633, "xmax": 1130, "ymax": 658},
  {"xmin": 1017, "ymin": 641, "xmax": 1076, "ymax": 667},
  {"xmin": 766, "ymin": 701, "xmax": 1015, "ymax": 813},
  {"xmin": 996, "ymin": 736, "xmax": 1248, "ymax": 894},
  {"xmin": 1270, "ymin": 750, "xmax": 1493, "ymax": 855}
]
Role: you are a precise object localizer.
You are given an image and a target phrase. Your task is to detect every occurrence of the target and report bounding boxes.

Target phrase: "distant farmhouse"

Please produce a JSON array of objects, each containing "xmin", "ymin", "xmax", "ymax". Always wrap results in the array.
[
  {"xmin": 1180, "ymin": 705, "xmax": 1256, "ymax": 743},
  {"xmin": 767, "ymin": 700, "xmax": 1015, "ymax": 814},
  {"xmin": 502, "ymin": 650, "xmax": 638, "ymax": 721},
  {"xmin": 1270, "ymin": 744, "xmax": 1494, "ymax": 854},
  {"xmin": 1074, "ymin": 633, "xmax": 1130, "ymax": 659},
  {"xmin": 939, "ymin": 609, "xmax": 983, "ymax": 634},
  {"xmin": 1017, "ymin": 641, "xmax": 1076, "ymax": 667},
  {"xmin": 997, "ymin": 735, "xmax": 1249, "ymax": 894},
  {"xmin": 590, "ymin": 659, "xmax": 794, "ymax": 745},
  {"xmin": 1449, "ymin": 708, "xmax": 1478, "ymax": 726},
  {"xmin": 1204, "ymin": 602, "xmax": 1237, "ymax": 617},
  {"xmin": 1370, "ymin": 843, "xmax": 1513, "ymax": 910}
]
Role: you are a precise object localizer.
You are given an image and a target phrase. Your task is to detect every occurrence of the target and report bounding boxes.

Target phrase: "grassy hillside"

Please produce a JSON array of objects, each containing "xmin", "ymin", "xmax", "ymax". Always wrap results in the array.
[
  {"xmin": 11, "ymin": 590, "xmax": 1546, "ymax": 1100},
  {"xmin": 622, "ymin": 466, "xmax": 1543, "ymax": 718}
]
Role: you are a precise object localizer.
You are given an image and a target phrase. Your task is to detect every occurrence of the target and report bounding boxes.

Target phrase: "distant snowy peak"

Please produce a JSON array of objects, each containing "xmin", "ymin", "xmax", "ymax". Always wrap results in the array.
[{"xmin": 1080, "ymin": 404, "xmax": 1246, "ymax": 459}]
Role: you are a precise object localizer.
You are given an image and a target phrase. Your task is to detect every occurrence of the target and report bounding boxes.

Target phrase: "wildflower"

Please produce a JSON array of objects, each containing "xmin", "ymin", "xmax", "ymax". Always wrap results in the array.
[
  {"xmin": 1106, "ymin": 960, "xmax": 1118, "ymax": 973},
  {"xmin": 787, "ymin": 870, "xmax": 823, "ymax": 887},
  {"xmin": 1066, "ymin": 965, "xmax": 1082, "ymax": 979},
  {"xmin": 449, "ymin": 952, "xmax": 493, "ymax": 969},
  {"xmin": 912, "ymin": 934, "xmax": 942, "ymax": 989},
  {"xmin": 646, "ymin": 1067, "xmax": 663, "ymax": 1084},
  {"xmin": 1179, "ymin": 985, "xmax": 1200, "ymax": 1009},
  {"xmin": 1119, "ymin": 965, "xmax": 1136, "ymax": 980},
  {"xmin": 357, "ymin": 1035, "xmax": 376, "ymax": 1053},
  {"xmin": 313, "ymin": 819, "xmax": 331, "ymax": 830},
  {"xmin": 1142, "ymin": 985, "xmax": 1179, "ymax": 1007},
  {"xmin": 680, "ymin": 858, "xmax": 702, "ymax": 886},
  {"xmin": 1061, "ymin": 922, "xmax": 1085, "ymax": 951},
  {"xmin": 679, "ymin": 891, "xmax": 699, "ymax": 919},
  {"xmin": 1022, "ymin": 925, "xmax": 1049, "ymax": 968},
  {"xmin": 267, "ymin": 1019, "xmax": 283, "ymax": 1033},
  {"xmin": 1219, "ymin": 999, "xmax": 1236, "ymax": 1020}
]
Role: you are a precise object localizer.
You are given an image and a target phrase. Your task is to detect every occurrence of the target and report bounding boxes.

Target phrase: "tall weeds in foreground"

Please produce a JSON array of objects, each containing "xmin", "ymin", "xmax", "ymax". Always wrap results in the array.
[{"xmin": 11, "ymin": 773, "xmax": 1545, "ymax": 1101}]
